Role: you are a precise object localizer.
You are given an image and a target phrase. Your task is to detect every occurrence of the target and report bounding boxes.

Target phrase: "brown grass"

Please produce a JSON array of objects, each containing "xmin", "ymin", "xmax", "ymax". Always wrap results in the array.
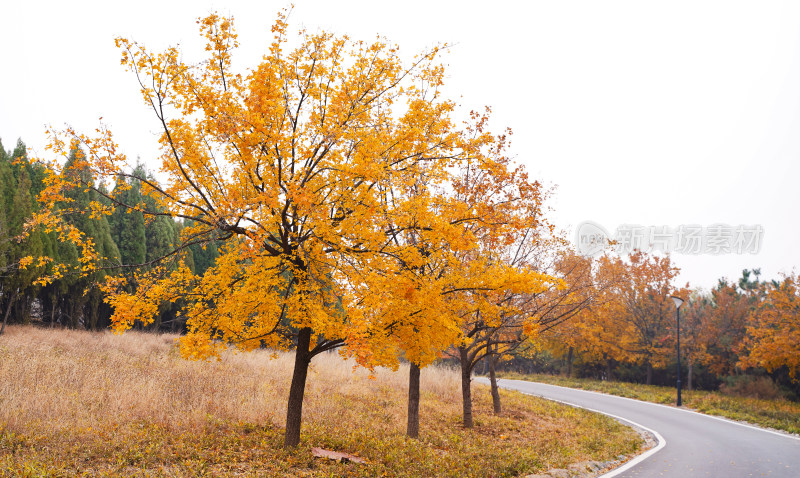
[{"xmin": 0, "ymin": 326, "xmax": 642, "ymax": 477}]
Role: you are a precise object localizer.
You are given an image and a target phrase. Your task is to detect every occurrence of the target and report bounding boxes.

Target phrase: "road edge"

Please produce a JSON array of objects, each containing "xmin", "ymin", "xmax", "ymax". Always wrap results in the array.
[
  {"xmin": 495, "ymin": 377, "xmax": 800, "ymax": 441},
  {"xmin": 474, "ymin": 377, "xmax": 666, "ymax": 478}
]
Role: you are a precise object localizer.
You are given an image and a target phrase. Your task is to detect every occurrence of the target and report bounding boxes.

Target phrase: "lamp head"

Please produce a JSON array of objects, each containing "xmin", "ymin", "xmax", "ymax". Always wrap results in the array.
[{"xmin": 670, "ymin": 296, "xmax": 684, "ymax": 309}]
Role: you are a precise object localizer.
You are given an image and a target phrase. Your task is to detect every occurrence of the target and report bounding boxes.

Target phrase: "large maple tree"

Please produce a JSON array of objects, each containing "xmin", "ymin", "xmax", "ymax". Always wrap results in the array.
[{"xmin": 27, "ymin": 12, "xmax": 549, "ymax": 446}]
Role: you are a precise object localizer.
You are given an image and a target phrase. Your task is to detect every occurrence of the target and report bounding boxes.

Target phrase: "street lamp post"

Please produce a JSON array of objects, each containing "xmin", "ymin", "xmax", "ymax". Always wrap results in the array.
[{"xmin": 670, "ymin": 296, "xmax": 684, "ymax": 406}]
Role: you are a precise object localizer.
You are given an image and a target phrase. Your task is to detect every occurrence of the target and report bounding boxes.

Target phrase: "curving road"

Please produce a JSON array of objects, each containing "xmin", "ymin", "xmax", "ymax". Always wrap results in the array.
[{"xmin": 476, "ymin": 378, "xmax": 800, "ymax": 477}]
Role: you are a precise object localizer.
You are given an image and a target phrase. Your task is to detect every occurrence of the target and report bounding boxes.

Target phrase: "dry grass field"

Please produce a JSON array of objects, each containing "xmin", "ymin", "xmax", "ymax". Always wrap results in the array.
[{"xmin": 0, "ymin": 326, "xmax": 642, "ymax": 477}]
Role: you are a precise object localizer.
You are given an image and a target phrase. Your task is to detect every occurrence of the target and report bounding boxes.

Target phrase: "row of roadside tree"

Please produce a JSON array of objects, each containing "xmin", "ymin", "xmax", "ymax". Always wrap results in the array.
[{"xmin": 5, "ymin": 11, "xmax": 800, "ymax": 450}]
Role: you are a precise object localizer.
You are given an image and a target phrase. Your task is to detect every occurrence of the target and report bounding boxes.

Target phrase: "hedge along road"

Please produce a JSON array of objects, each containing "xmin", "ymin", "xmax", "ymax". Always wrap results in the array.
[{"xmin": 475, "ymin": 378, "xmax": 800, "ymax": 477}]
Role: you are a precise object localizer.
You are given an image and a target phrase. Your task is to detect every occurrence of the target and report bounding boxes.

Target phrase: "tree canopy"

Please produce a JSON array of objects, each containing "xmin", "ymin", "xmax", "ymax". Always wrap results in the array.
[{"xmin": 26, "ymin": 11, "xmax": 555, "ymax": 446}]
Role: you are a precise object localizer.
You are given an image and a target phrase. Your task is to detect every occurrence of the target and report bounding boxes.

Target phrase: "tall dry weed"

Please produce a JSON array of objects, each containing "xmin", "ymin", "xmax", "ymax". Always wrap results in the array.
[
  {"xmin": 0, "ymin": 325, "xmax": 459, "ymax": 436},
  {"xmin": 0, "ymin": 326, "xmax": 644, "ymax": 477}
]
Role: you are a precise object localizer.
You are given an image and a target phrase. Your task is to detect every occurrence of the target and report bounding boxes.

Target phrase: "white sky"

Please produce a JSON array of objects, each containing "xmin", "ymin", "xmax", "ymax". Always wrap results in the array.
[{"xmin": 2, "ymin": 0, "xmax": 800, "ymax": 290}]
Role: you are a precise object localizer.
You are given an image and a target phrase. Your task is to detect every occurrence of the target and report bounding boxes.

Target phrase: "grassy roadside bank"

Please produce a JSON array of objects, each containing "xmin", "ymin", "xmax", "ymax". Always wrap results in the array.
[
  {"xmin": 0, "ymin": 326, "xmax": 642, "ymax": 477},
  {"xmin": 498, "ymin": 372, "xmax": 800, "ymax": 435}
]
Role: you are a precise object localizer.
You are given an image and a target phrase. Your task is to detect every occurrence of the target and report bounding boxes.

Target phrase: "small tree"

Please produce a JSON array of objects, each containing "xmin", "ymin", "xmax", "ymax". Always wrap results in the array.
[
  {"xmin": 444, "ymin": 167, "xmax": 557, "ymax": 428},
  {"xmin": 481, "ymin": 249, "xmax": 605, "ymax": 412}
]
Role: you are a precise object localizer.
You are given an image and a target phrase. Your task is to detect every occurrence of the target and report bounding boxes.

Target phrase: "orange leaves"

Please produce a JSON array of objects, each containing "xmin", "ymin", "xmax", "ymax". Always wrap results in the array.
[
  {"xmin": 740, "ymin": 275, "xmax": 800, "ymax": 379},
  {"xmin": 103, "ymin": 265, "xmax": 188, "ymax": 333},
  {"xmin": 26, "ymin": 11, "xmax": 568, "ymax": 382},
  {"xmin": 543, "ymin": 250, "xmax": 682, "ymax": 371},
  {"xmin": 18, "ymin": 256, "xmax": 34, "ymax": 270},
  {"xmin": 179, "ymin": 332, "xmax": 224, "ymax": 361}
]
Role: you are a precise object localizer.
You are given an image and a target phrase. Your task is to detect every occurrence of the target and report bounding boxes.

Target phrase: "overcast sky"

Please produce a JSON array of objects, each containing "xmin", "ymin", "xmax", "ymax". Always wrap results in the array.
[{"xmin": 2, "ymin": 0, "xmax": 800, "ymax": 290}]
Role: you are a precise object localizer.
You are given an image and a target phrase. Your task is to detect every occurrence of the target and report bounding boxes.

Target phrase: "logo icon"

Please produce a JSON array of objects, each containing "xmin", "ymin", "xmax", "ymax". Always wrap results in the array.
[{"xmin": 575, "ymin": 221, "xmax": 610, "ymax": 257}]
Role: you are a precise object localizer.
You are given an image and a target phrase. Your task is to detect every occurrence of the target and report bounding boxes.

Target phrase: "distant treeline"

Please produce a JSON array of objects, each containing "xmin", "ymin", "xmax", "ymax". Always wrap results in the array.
[
  {"xmin": 0, "ymin": 138, "xmax": 219, "ymax": 332},
  {"xmin": 502, "ymin": 266, "xmax": 800, "ymax": 401}
]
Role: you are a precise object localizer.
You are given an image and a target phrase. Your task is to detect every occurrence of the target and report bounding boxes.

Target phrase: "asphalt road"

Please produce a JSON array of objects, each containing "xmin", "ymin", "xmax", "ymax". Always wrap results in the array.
[{"xmin": 476, "ymin": 378, "xmax": 800, "ymax": 478}]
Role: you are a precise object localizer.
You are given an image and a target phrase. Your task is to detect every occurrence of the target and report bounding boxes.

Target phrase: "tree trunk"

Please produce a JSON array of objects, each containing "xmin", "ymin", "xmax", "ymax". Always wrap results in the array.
[
  {"xmin": 284, "ymin": 327, "xmax": 312, "ymax": 447},
  {"xmin": 16, "ymin": 298, "xmax": 29, "ymax": 326},
  {"xmin": 50, "ymin": 299, "xmax": 57, "ymax": 328},
  {"xmin": 687, "ymin": 361, "xmax": 693, "ymax": 391},
  {"xmin": 645, "ymin": 362, "xmax": 653, "ymax": 385},
  {"xmin": 459, "ymin": 346, "xmax": 474, "ymax": 428},
  {"xmin": 606, "ymin": 357, "xmax": 614, "ymax": 381},
  {"xmin": 0, "ymin": 289, "xmax": 18, "ymax": 336},
  {"xmin": 87, "ymin": 294, "xmax": 99, "ymax": 331},
  {"xmin": 406, "ymin": 362, "xmax": 421, "ymax": 438},
  {"xmin": 565, "ymin": 346, "xmax": 574, "ymax": 378},
  {"xmin": 489, "ymin": 354, "xmax": 501, "ymax": 414}
]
